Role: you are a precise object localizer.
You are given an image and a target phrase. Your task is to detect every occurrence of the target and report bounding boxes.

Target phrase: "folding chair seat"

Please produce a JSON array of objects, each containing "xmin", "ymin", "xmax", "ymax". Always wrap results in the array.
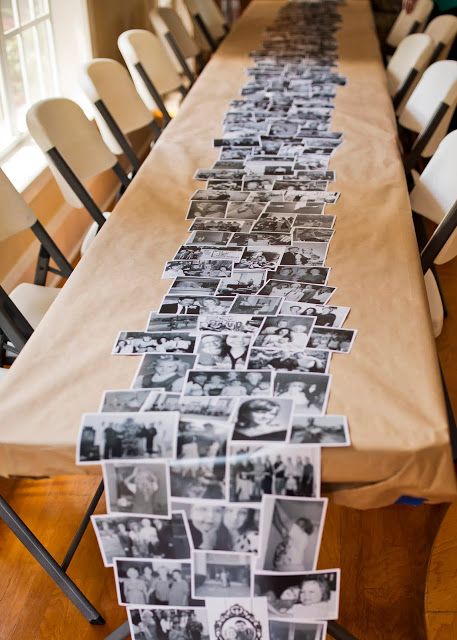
[
  {"xmin": 399, "ymin": 60, "xmax": 457, "ymax": 171},
  {"xmin": 118, "ymin": 29, "xmax": 188, "ymax": 126},
  {"xmin": 410, "ymin": 131, "xmax": 457, "ymax": 336},
  {"xmin": 80, "ymin": 58, "xmax": 162, "ymax": 172},
  {"xmin": 386, "ymin": 0, "xmax": 433, "ymax": 49},
  {"xmin": 150, "ymin": 7, "xmax": 201, "ymax": 85},
  {"xmin": 424, "ymin": 15, "xmax": 457, "ymax": 62},
  {"xmin": 387, "ymin": 33, "xmax": 434, "ymax": 112},
  {"xmin": 26, "ymin": 98, "xmax": 131, "ymax": 254}
]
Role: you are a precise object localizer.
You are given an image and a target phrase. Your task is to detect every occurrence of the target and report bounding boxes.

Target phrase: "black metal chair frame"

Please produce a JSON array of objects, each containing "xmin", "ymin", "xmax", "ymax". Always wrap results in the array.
[
  {"xmin": 134, "ymin": 62, "xmax": 188, "ymax": 127},
  {"xmin": 165, "ymin": 31, "xmax": 196, "ymax": 85},
  {"xmin": 194, "ymin": 12, "xmax": 218, "ymax": 52},
  {"xmin": 392, "ymin": 67, "xmax": 419, "ymax": 111},
  {"xmin": 404, "ymin": 100, "xmax": 450, "ymax": 172}
]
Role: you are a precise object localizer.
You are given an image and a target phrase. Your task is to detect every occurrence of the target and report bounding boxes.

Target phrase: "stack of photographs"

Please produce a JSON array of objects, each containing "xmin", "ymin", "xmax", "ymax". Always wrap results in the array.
[{"xmin": 76, "ymin": 1, "xmax": 357, "ymax": 639}]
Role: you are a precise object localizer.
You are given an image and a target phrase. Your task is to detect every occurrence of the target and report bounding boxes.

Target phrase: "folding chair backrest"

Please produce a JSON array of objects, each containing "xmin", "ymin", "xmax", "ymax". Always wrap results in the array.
[
  {"xmin": 80, "ymin": 58, "xmax": 153, "ymax": 156},
  {"xmin": 152, "ymin": 7, "xmax": 200, "ymax": 61},
  {"xmin": 387, "ymin": 33, "xmax": 433, "ymax": 99},
  {"xmin": 0, "ymin": 170, "xmax": 37, "ymax": 242},
  {"xmin": 424, "ymin": 15, "xmax": 457, "ymax": 60},
  {"xmin": 386, "ymin": 0, "xmax": 433, "ymax": 48},
  {"xmin": 118, "ymin": 30, "xmax": 182, "ymax": 112},
  {"xmin": 410, "ymin": 130, "xmax": 457, "ymax": 264},
  {"xmin": 399, "ymin": 60, "xmax": 457, "ymax": 157},
  {"xmin": 26, "ymin": 98, "xmax": 117, "ymax": 209},
  {"xmin": 183, "ymin": 0, "xmax": 226, "ymax": 44}
]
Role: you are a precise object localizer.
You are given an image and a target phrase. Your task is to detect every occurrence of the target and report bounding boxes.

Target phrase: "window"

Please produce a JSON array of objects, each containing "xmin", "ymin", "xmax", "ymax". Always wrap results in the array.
[{"xmin": 0, "ymin": 0, "xmax": 59, "ymax": 159}]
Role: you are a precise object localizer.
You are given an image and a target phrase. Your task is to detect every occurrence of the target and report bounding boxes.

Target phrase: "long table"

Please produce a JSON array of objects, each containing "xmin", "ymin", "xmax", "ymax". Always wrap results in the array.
[{"xmin": 1, "ymin": 0, "xmax": 455, "ymax": 509}]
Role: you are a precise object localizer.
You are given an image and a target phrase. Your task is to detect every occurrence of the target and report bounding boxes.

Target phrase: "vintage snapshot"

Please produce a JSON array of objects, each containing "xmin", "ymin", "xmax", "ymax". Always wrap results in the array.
[
  {"xmin": 114, "ymin": 558, "xmax": 200, "ymax": 607},
  {"xmin": 231, "ymin": 397, "xmax": 294, "ymax": 442},
  {"xmin": 170, "ymin": 452, "xmax": 227, "ymax": 502},
  {"xmin": 248, "ymin": 347, "xmax": 330, "ymax": 374},
  {"xmin": 215, "ymin": 271, "xmax": 266, "ymax": 297},
  {"xmin": 269, "ymin": 620, "xmax": 327, "ymax": 640},
  {"xmin": 279, "ymin": 301, "xmax": 350, "ymax": 327},
  {"xmin": 229, "ymin": 232, "xmax": 291, "ymax": 247},
  {"xmin": 168, "ymin": 277, "xmax": 221, "ymax": 297},
  {"xmin": 280, "ymin": 244, "xmax": 329, "ymax": 266},
  {"xmin": 189, "ymin": 218, "xmax": 253, "ymax": 233},
  {"xmin": 293, "ymin": 228, "xmax": 334, "ymax": 243},
  {"xmin": 174, "ymin": 246, "xmax": 244, "ymax": 262},
  {"xmin": 307, "ymin": 327, "xmax": 357, "ymax": 353},
  {"xmin": 113, "ymin": 332, "xmax": 196, "ymax": 355},
  {"xmin": 186, "ymin": 231, "xmax": 233, "ymax": 247},
  {"xmin": 191, "ymin": 190, "xmax": 249, "ymax": 202},
  {"xmin": 140, "ymin": 391, "xmax": 181, "ymax": 413},
  {"xmin": 179, "ymin": 396, "xmax": 238, "ymax": 422},
  {"xmin": 228, "ymin": 295, "xmax": 283, "ymax": 316},
  {"xmin": 258, "ymin": 280, "xmax": 335, "ymax": 305},
  {"xmin": 254, "ymin": 570, "xmax": 340, "ymax": 622},
  {"xmin": 268, "ymin": 266, "xmax": 330, "ymax": 285},
  {"xmin": 77, "ymin": 412, "xmax": 178, "ymax": 463},
  {"xmin": 257, "ymin": 495, "xmax": 327, "ymax": 572},
  {"xmin": 235, "ymin": 249, "xmax": 284, "ymax": 270},
  {"xmin": 183, "ymin": 371, "xmax": 273, "ymax": 397},
  {"xmin": 177, "ymin": 417, "xmax": 231, "ymax": 464},
  {"xmin": 225, "ymin": 202, "xmax": 267, "ymax": 219},
  {"xmin": 289, "ymin": 415, "xmax": 350, "ymax": 446},
  {"xmin": 186, "ymin": 201, "xmax": 228, "ymax": 219},
  {"xmin": 229, "ymin": 444, "xmax": 320, "ymax": 502},
  {"xmin": 273, "ymin": 372, "xmax": 331, "ymax": 414},
  {"xmin": 159, "ymin": 296, "xmax": 234, "ymax": 316},
  {"xmin": 293, "ymin": 214, "xmax": 335, "ymax": 228},
  {"xmin": 100, "ymin": 390, "xmax": 153, "ymax": 413},
  {"xmin": 253, "ymin": 315, "xmax": 316, "ymax": 350},
  {"xmin": 192, "ymin": 551, "xmax": 253, "ymax": 598},
  {"xmin": 128, "ymin": 607, "xmax": 210, "ymax": 640},
  {"xmin": 132, "ymin": 354, "xmax": 197, "ymax": 392},
  {"xmin": 195, "ymin": 333, "xmax": 252, "ymax": 370},
  {"xmin": 162, "ymin": 260, "xmax": 234, "ymax": 279},
  {"xmin": 252, "ymin": 212, "xmax": 296, "ymax": 233},
  {"xmin": 198, "ymin": 314, "xmax": 263, "ymax": 336},
  {"xmin": 103, "ymin": 460, "xmax": 170, "ymax": 518},
  {"xmin": 145, "ymin": 313, "xmax": 199, "ymax": 333},
  {"xmin": 91, "ymin": 512, "xmax": 192, "ymax": 566},
  {"xmin": 206, "ymin": 597, "xmax": 270, "ymax": 640},
  {"xmin": 173, "ymin": 502, "xmax": 260, "ymax": 554}
]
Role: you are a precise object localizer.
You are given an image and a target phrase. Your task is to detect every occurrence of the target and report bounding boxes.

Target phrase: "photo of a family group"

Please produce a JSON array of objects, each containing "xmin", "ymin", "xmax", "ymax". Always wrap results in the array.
[{"xmin": 74, "ymin": 2, "xmax": 355, "ymax": 638}]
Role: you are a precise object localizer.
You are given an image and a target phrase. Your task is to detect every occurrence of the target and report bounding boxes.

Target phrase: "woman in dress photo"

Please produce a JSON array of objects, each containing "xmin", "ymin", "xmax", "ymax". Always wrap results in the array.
[
  {"xmin": 232, "ymin": 399, "xmax": 287, "ymax": 441},
  {"xmin": 271, "ymin": 501, "xmax": 314, "ymax": 572}
]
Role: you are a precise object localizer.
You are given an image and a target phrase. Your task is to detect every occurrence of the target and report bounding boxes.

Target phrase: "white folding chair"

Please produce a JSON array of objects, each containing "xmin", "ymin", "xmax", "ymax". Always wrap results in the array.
[
  {"xmin": 150, "ymin": 7, "xmax": 201, "ymax": 85},
  {"xmin": 182, "ymin": 0, "xmax": 227, "ymax": 52},
  {"xmin": 80, "ymin": 58, "xmax": 161, "ymax": 172},
  {"xmin": 118, "ymin": 30, "xmax": 187, "ymax": 126},
  {"xmin": 386, "ymin": 0, "xmax": 434, "ymax": 49},
  {"xmin": 26, "ymin": 98, "xmax": 131, "ymax": 254},
  {"xmin": 425, "ymin": 15, "xmax": 457, "ymax": 62},
  {"xmin": 399, "ymin": 60, "xmax": 457, "ymax": 170},
  {"xmin": 410, "ymin": 130, "xmax": 457, "ymax": 336},
  {"xmin": 387, "ymin": 33, "xmax": 434, "ymax": 112}
]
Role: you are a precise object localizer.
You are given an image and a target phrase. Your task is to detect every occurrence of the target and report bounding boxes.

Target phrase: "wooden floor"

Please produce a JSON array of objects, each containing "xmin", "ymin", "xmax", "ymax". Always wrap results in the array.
[{"xmin": 0, "ymin": 260, "xmax": 456, "ymax": 640}]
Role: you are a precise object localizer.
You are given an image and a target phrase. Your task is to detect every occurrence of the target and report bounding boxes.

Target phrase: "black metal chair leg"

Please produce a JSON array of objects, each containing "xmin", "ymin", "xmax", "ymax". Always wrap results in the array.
[
  {"xmin": 105, "ymin": 621, "xmax": 130, "ymax": 640},
  {"xmin": 431, "ymin": 264, "xmax": 448, "ymax": 318},
  {"xmin": 328, "ymin": 621, "xmax": 359, "ymax": 640}
]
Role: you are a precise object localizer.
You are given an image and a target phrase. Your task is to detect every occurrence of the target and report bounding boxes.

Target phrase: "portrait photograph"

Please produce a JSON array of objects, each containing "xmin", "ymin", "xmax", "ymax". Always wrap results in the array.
[
  {"xmin": 192, "ymin": 552, "xmax": 253, "ymax": 599},
  {"xmin": 231, "ymin": 397, "xmax": 293, "ymax": 442}
]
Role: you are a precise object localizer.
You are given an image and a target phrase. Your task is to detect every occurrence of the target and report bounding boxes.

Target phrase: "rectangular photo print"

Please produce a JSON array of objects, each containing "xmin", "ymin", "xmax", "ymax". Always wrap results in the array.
[
  {"xmin": 228, "ymin": 295, "xmax": 283, "ymax": 316},
  {"xmin": 268, "ymin": 266, "xmax": 330, "ymax": 285},
  {"xmin": 269, "ymin": 620, "xmax": 327, "ymax": 640},
  {"xmin": 192, "ymin": 551, "xmax": 253, "ymax": 599},
  {"xmin": 186, "ymin": 201, "xmax": 228, "ymax": 219},
  {"xmin": 195, "ymin": 333, "xmax": 253, "ymax": 370},
  {"xmin": 128, "ymin": 607, "xmax": 209, "ymax": 640},
  {"xmin": 198, "ymin": 314, "xmax": 263, "ymax": 336},
  {"xmin": 113, "ymin": 332, "xmax": 196, "ymax": 356},
  {"xmin": 132, "ymin": 354, "xmax": 197, "ymax": 392},
  {"xmin": 253, "ymin": 315, "xmax": 315, "ymax": 350},
  {"xmin": 162, "ymin": 260, "xmax": 234, "ymax": 279},
  {"xmin": 273, "ymin": 372, "xmax": 331, "ymax": 415},
  {"xmin": 248, "ymin": 347, "xmax": 330, "ymax": 374},
  {"xmin": 231, "ymin": 397, "xmax": 294, "ymax": 442},
  {"xmin": 307, "ymin": 327, "xmax": 357, "ymax": 353},
  {"xmin": 159, "ymin": 296, "xmax": 234, "ymax": 316},
  {"xmin": 278, "ymin": 301, "xmax": 350, "ymax": 328},
  {"xmin": 289, "ymin": 415, "xmax": 350, "ymax": 447},
  {"xmin": 145, "ymin": 313, "xmax": 199, "ymax": 333},
  {"xmin": 229, "ymin": 444, "xmax": 320, "ymax": 502},
  {"xmin": 258, "ymin": 280, "xmax": 335, "ymax": 305},
  {"xmin": 183, "ymin": 371, "xmax": 272, "ymax": 398},
  {"xmin": 100, "ymin": 389, "xmax": 152, "ymax": 413},
  {"xmin": 235, "ymin": 249, "xmax": 284, "ymax": 271},
  {"xmin": 280, "ymin": 243, "xmax": 329, "ymax": 267}
]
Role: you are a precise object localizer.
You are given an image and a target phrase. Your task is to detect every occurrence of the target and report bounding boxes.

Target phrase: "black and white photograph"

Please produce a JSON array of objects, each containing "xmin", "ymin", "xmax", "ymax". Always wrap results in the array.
[
  {"xmin": 263, "ymin": 164, "xmax": 294, "ymax": 176},
  {"xmin": 293, "ymin": 228, "xmax": 334, "ymax": 243},
  {"xmin": 141, "ymin": 392, "xmax": 181, "ymax": 413},
  {"xmin": 168, "ymin": 277, "xmax": 221, "ymax": 297},
  {"xmin": 229, "ymin": 232, "xmax": 291, "ymax": 247},
  {"xmin": 207, "ymin": 597, "xmax": 270, "ymax": 640},
  {"xmin": 191, "ymin": 190, "xmax": 249, "ymax": 202},
  {"xmin": 189, "ymin": 219, "xmax": 253, "ymax": 233},
  {"xmin": 100, "ymin": 390, "xmax": 152, "ymax": 413},
  {"xmin": 159, "ymin": 296, "xmax": 234, "ymax": 316},
  {"xmin": 183, "ymin": 371, "xmax": 273, "ymax": 397},
  {"xmin": 268, "ymin": 266, "xmax": 329, "ymax": 285},
  {"xmin": 173, "ymin": 502, "xmax": 260, "ymax": 554},
  {"xmin": 170, "ymin": 453, "xmax": 227, "ymax": 502},
  {"xmin": 286, "ymin": 193, "xmax": 339, "ymax": 205},
  {"xmin": 252, "ymin": 213, "xmax": 296, "ymax": 233},
  {"xmin": 186, "ymin": 231, "xmax": 233, "ymax": 247},
  {"xmin": 198, "ymin": 314, "xmax": 263, "ymax": 336},
  {"xmin": 307, "ymin": 327, "xmax": 357, "ymax": 353},
  {"xmin": 289, "ymin": 415, "xmax": 350, "ymax": 446},
  {"xmin": 195, "ymin": 333, "xmax": 252, "ymax": 370},
  {"xmin": 146, "ymin": 313, "xmax": 199, "ymax": 333},
  {"xmin": 273, "ymin": 372, "xmax": 331, "ymax": 414},
  {"xmin": 279, "ymin": 302, "xmax": 350, "ymax": 327},
  {"xmin": 77, "ymin": 412, "xmax": 177, "ymax": 463},
  {"xmin": 179, "ymin": 396, "xmax": 238, "ymax": 422},
  {"xmin": 163, "ymin": 260, "xmax": 234, "ymax": 279},
  {"xmin": 254, "ymin": 570, "xmax": 340, "ymax": 621},
  {"xmin": 248, "ymin": 348, "xmax": 330, "ymax": 374},
  {"xmin": 113, "ymin": 332, "xmax": 196, "ymax": 355},
  {"xmin": 216, "ymin": 271, "xmax": 265, "ymax": 297},
  {"xmin": 242, "ymin": 176, "xmax": 275, "ymax": 192},
  {"xmin": 280, "ymin": 244, "xmax": 328, "ymax": 266},
  {"xmin": 253, "ymin": 315, "xmax": 315, "ymax": 350},
  {"xmin": 293, "ymin": 158, "xmax": 329, "ymax": 172},
  {"xmin": 128, "ymin": 607, "xmax": 209, "ymax": 640},
  {"xmin": 235, "ymin": 249, "xmax": 283, "ymax": 271},
  {"xmin": 257, "ymin": 496, "xmax": 327, "ymax": 572},
  {"xmin": 246, "ymin": 191, "xmax": 285, "ymax": 204},
  {"xmin": 192, "ymin": 551, "xmax": 253, "ymax": 598},
  {"xmin": 269, "ymin": 620, "xmax": 327, "ymax": 640},
  {"xmin": 132, "ymin": 354, "xmax": 197, "ymax": 391},
  {"xmin": 186, "ymin": 201, "xmax": 228, "ymax": 220},
  {"xmin": 174, "ymin": 246, "xmax": 243, "ymax": 262},
  {"xmin": 231, "ymin": 397, "xmax": 294, "ymax": 442},
  {"xmin": 225, "ymin": 202, "xmax": 266, "ymax": 219},
  {"xmin": 229, "ymin": 444, "xmax": 320, "ymax": 502},
  {"xmin": 258, "ymin": 280, "xmax": 335, "ymax": 305},
  {"xmin": 293, "ymin": 214, "xmax": 335, "ymax": 229},
  {"xmin": 114, "ymin": 559, "xmax": 200, "ymax": 607},
  {"xmin": 228, "ymin": 295, "xmax": 283, "ymax": 316},
  {"xmin": 103, "ymin": 460, "xmax": 170, "ymax": 518},
  {"xmin": 177, "ymin": 418, "xmax": 231, "ymax": 463},
  {"xmin": 194, "ymin": 169, "xmax": 246, "ymax": 181},
  {"xmin": 91, "ymin": 512, "xmax": 192, "ymax": 566}
]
